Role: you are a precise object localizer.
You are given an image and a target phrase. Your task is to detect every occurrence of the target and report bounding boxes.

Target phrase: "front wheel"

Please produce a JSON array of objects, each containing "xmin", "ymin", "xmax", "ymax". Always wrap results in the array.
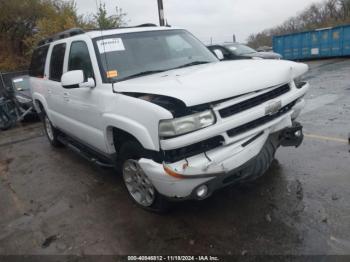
[{"xmin": 118, "ymin": 141, "xmax": 169, "ymax": 212}]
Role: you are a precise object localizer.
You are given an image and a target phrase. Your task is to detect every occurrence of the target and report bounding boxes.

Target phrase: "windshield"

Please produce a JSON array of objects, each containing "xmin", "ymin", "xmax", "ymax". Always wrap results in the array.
[
  {"xmin": 94, "ymin": 29, "xmax": 217, "ymax": 82},
  {"xmin": 226, "ymin": 44, "xmax": 256, "ymax": 55}
]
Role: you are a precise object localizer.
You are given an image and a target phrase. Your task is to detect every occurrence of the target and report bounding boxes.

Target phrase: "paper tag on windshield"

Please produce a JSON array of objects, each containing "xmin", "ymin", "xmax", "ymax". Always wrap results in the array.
[{"xmin": 97, "ymin": 38, "xmax": 125, "ymax": 53}]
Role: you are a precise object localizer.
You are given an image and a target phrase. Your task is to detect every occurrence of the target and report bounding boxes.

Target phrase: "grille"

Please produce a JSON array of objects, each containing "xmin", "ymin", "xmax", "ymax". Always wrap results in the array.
[
  {"xmin": 227, "ymin": 100, "xmax": 297, "ymax": 137},
  {"xmin": 219, "ymin": 84, "xmax": 290, "ymax": 118}
]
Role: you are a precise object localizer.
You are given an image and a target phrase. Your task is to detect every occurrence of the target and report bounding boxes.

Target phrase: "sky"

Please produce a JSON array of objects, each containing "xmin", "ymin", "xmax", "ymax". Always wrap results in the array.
[{"xmin": 75, "ymin": 0, "xmax": 325, "ymax": 44}]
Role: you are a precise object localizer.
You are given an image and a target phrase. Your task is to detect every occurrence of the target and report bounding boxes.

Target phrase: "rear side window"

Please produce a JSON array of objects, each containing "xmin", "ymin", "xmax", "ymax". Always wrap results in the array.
[
  {"xmin": 49, "ymin": 43, "xmax": 66, "ymax": 82},
  {"xmin": 68, "ymin": 41, "xmax": 94, "ymax": 79},
  {"xmin": 29, "ymin": 45, "xmax": 49, "ymax": 77}
]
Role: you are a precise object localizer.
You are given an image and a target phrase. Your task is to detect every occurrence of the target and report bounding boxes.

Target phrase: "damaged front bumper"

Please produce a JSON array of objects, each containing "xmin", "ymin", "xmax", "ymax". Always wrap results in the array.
[
  {"xmin": 139, "ymin": 119, "xmax": 304, "ymax": 200},
  {"xmin": 140, "ymin": 82, "xmax": 308, "ymax": 200}
]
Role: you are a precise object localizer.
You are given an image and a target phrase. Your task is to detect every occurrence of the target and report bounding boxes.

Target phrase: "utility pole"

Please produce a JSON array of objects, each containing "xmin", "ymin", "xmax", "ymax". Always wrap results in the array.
[
  {"xmin": 233, "ymin": 34, "xmax": 236, "ymax": 43},
  {"xmin": 157, "ymin": 0, "xmax": 165, "ymax": 26}
]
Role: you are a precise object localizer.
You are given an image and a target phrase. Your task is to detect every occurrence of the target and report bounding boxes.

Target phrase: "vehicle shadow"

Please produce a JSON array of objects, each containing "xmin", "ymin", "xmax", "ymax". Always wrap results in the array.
[{"xmin": 85, "ymin": 157, "xmax": 306, "ymax": 255}]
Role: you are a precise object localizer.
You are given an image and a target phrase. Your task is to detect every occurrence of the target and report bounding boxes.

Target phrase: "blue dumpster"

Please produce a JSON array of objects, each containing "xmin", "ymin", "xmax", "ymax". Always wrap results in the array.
[{"xmin": 273, "ymin": 24, "xmax": 350, "ymax": 60}]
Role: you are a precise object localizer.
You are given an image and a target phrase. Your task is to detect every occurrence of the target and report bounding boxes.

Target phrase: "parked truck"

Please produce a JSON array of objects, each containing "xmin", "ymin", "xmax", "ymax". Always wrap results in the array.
[{"xmin": 29, "ymin": 25, "xmax": 309, "ymax": 211}]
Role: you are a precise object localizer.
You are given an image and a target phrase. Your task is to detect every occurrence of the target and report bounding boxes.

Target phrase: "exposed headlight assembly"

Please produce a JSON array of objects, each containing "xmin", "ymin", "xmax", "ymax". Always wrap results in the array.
[{"xmin": 159, "ymin": 110, "xmax": 216, "ymax": 138}]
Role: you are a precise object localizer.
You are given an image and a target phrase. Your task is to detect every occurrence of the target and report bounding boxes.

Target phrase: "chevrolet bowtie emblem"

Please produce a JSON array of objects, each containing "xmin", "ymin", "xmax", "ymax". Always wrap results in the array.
[{"xmin": 265, "ymin": 101, "xmax": 282, "ymax": 116}]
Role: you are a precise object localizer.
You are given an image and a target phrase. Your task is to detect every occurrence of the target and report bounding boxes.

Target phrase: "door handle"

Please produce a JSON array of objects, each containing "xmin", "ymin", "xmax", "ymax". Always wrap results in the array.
[{"xmin": 63, "ymin": 92, "xmax": 69, "ymax": 102}]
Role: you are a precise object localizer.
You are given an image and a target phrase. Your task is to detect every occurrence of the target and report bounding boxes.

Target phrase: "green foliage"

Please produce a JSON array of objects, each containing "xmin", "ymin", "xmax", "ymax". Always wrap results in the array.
[
  {"xmin": 0, "ymin": 0, "xmax": 45, "ymax": 70},
  {"xmin": 24, "ymin": 1, "xmax": 88, "ymax": 56},
  {"xmin": 0, "ymin": 0, "xmax": 127, "ymax": 71},
  {"xmin": 93, "ymin": 3, "xmax": 127, "ymax": 29},
  {"xmin": 247, "ymin": 0, "xmax": 350, "ymax": 48}
]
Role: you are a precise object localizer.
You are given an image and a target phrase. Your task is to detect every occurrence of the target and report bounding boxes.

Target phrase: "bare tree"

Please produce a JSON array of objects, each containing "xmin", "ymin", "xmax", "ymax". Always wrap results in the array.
[{"xmin": 247, "ymin": 0, "xmax": 350, "ymax": 48}]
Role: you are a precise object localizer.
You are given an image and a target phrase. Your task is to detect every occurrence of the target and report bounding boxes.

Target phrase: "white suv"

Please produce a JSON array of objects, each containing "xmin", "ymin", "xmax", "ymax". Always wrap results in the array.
[{"xmin": 29, "ymin": 25, "xmax": 309, "ymax": 211}]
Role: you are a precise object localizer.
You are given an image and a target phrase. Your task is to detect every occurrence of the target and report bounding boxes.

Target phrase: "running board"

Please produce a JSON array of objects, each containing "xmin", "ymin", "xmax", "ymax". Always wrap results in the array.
[{"xmin": 57, "ymin": 135, "xmax": 114, "ymax": 168}]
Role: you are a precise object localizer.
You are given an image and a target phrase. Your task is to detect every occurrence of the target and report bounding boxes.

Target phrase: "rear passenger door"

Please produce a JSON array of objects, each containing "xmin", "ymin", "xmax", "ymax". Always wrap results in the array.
[{"xmin": 46, "ymin": 42, "xmax": 68, "ymax": 129}]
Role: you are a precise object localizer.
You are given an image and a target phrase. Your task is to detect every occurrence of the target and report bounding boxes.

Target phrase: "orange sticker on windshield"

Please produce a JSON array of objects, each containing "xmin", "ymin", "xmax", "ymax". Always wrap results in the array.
[{"xmin": 106, "ymin": 70, "xmax": 118, "ymax": 78}]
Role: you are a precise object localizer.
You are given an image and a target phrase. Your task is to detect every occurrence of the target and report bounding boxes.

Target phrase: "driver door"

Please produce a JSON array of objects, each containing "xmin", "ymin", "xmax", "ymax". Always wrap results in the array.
[{"xmin": 60, "ymin": 39, "xmax": 107, "ymax": 153}]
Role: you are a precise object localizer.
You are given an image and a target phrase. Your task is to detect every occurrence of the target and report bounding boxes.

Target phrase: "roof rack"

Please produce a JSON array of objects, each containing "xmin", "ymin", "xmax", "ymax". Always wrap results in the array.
[
  {"xmin": 38, "ymin": 28, "xmax": 85, "ymax": 46},
  {"xmin": 135, "ymin": 23, "xmax": 158, "ymax": 27},
  {"xmin": 37, "ymin": 24, "xmax": 160, "ymax": 46},
  {"xmin": 86, "ymin": 23, "xmax": 159, "ymax": 32}
]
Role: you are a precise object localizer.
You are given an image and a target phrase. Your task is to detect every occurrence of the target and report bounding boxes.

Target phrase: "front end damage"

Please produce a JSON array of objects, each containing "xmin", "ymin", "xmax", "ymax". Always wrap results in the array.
[{"xmin": 138, "ymin": 81, "xmax": 309, "ymax": 200}]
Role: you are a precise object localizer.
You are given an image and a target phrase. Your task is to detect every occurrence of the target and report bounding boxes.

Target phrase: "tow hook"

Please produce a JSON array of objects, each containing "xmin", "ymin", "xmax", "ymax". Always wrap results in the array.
[{"xmin": 280, "ymin": 122, "xmax": 304, "ymax": 148}]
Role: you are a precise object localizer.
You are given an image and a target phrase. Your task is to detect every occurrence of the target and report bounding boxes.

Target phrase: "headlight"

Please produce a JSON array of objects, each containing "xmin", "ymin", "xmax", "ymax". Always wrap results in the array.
[
  {"xmin": 294, "ymin": 77, "xmax": 306, "ymax": 89},
  {"xmin": 159, "ymin": 110, "xmax": 216, "ymax": 138}
]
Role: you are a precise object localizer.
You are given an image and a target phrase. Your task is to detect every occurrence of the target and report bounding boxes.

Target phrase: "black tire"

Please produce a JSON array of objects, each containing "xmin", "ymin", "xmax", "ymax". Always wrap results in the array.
[
  {"xmin": 42, "ymin": 111, "xmax": 62, "ymax": 147},
  {"xmin": 0, "ymin": 113, "xmax": 14, "ymax": 131},
  {"xmin": 0, "ymin": 100, "xmax": 17, "ymax": 131},
  {"xmin": 239, "ymin": 137, "xmax": 278, "ymax": 183},
  {"xmin": 118, "ymin": 140, "xmax": 170, "ymax": 213}
]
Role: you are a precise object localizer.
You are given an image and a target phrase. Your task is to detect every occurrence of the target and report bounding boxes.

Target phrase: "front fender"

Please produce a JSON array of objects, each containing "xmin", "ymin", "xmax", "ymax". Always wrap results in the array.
[
  {"xmin": 104, "ymin": 114, "xmax": 156, "ymax": 152},
  {"xmin": 103, "ymin": 93, "xmax": 173, "ymax": 152}
]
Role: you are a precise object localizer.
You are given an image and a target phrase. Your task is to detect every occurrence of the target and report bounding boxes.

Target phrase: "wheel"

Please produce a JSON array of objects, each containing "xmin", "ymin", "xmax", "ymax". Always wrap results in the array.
[
  {"xmin": 42, "ymin": 112, "xmax": 62, "ymax": 147},
  {"xmin": 0, "ymin": 113, "xmax": 14, "ymax": 130},
  {"xmin": 0, "ymin": 100, "xmax": 17, "ymax": 130},
  {"xmin": 118, "ymin": 141, "xmax": 169, "ymax": 212}
]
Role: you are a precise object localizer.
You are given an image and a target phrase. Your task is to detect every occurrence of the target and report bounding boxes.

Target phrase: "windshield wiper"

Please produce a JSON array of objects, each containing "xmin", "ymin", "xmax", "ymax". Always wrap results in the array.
[
  {"xmin": 118, "ymin": 70, "xmax": 166, "ymax": 81},
  {"xmin": 173, "ymin": 61, "xmax": 211, "ymax": 70},
  {"xmin": 117, "ymin": 62, "xmax": 211, "ymax": 82}
]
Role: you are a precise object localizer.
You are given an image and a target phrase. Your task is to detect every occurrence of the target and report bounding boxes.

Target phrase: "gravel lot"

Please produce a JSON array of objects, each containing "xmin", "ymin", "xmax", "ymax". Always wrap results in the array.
[{"xmin": 0, "ymin": 58, "xmax": 349, "ymax": 256}]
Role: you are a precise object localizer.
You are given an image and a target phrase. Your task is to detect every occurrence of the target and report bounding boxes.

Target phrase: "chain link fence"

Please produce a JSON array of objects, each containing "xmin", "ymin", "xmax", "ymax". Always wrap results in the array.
[{"xmin": 0, "ymin": 70, "xmax": 29, "ymax": 97}]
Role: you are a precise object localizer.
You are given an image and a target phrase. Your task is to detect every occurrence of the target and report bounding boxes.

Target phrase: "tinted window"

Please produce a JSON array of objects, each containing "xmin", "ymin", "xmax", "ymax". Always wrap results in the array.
[
  {"xmin": 49, "ymin": 43, "xmax": 66, "ymax": 82},
  {"xmin": 226, "ymin": 44, "xmax": 256, "ymax": 55},
  {"xmin": 68, "ymin": 41, "xmax": 94, "ymax": 79},
  {"xmin": 210, "ymin": 46, "xmax": 231, "ymax": 60},
  {"xmin": 29, "ymin": 45, "xmax": 49, "ymax": 77}
]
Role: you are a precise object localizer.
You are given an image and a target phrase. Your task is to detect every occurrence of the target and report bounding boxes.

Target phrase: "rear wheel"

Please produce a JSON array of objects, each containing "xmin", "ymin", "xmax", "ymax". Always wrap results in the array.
[
  {"xmin": 42, "ymin": 112, "xmax": 62, "ymax": 147},
  {"xmin": 118, "ymin": 141, "xmax": 169, "ymax": 212}
]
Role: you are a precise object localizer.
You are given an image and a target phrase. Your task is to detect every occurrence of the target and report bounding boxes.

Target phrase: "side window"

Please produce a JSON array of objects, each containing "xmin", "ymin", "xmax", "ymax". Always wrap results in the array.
[
  {"xmin": 68, "ymin": 41, "xmax": 94, "ymax": 79},
  {"xmin": 49, "ymin": 43, "xmax": 66, "ymax": 82},
  {"xmin": 211, "ymin": 46, "xmax": 230, "ymax": 60},
  {"xmin": 219, "ymin": 47, "xmax": 231, "ymax": 59},
  {"xmin": 29, "ymin": 45, "xmax": 49, "ymax": 77}
]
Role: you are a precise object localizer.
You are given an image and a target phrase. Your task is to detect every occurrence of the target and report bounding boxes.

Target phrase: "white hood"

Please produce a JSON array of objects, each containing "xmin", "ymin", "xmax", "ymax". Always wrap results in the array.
[{"xmin": 117, "ymin": 60, "xmax": 308, "ymax": 106}]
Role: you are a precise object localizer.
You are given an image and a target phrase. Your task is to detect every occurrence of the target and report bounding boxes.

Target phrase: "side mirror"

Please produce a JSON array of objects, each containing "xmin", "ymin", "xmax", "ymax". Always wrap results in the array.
[
  {"xmin": 213, "ymin": 49, "xmax": 224, "ymax": 60},
  {"xmin": 61, "ymin": 70, "xmax": 95, "ymax": 89}
]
